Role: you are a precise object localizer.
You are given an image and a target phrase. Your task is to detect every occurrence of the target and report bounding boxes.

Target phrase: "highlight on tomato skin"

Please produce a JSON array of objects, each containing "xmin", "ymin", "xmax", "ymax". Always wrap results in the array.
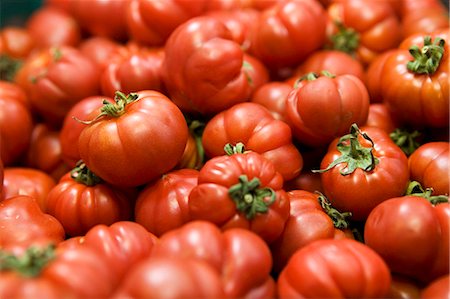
[{"xmin": 0, "ymin": 0, "xmax": 448, "ymax": 296}]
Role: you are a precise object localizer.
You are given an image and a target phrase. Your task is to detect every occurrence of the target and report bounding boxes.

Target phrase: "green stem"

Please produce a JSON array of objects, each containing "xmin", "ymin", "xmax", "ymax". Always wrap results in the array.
[
  {"xmin": 0, "ymin": 245, "xmax": 56, "ymax": 277},
  {"xmin": 329, "ymin": 21, "xmax": 360, "ymax": 55},
  {"xmin": 224, "ymin": 142, "xmax": 246, "ymax": 155},
  {"xmin": 312, "ymin": 124, "xmax": 379, "ymax": 175},
  {"xmin": 70, "ymin": 160, "xmax": 103, "ymax": 186},
  {"xmin": 228, "ymin": 175, "xmax": 276, "ymax": 220},
  {"xmin": 0, "ymin": 54, "xmax": 22, "ymax": 82},
  {"xmin": 405, "ymin": 181, "xmax": 449, "ymax": 205},
  {"xmin": 317, "ymin": 192, "xmax": 352, "ymax": 229},
  {"xmin": 389, "ymin": 128, "xmax": 422, "ymax": 156},
  {"xmin": 407, "ymin": 36, "xmax": 445, "ymax": 75}
]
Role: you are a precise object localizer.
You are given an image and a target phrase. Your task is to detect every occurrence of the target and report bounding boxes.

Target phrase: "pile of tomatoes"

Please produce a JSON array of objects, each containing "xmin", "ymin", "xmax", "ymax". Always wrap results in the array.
[{"xmin": 0, "ymin": 0, "xmax": 449, "ymax": 298}]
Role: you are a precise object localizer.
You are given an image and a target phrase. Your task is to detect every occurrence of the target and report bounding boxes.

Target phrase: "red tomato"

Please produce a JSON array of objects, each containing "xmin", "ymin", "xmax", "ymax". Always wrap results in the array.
[
  {"xmin": 126, "ymin": 0, "xmax": 209, "ymax": 46},
  {"xmin": 283, "ymin": 171, "xmax": 324, "ymax": 194},
  {"xmin": 78, "ymin": 36, "xmax": 122, "ymax": 71},
  {"xmin": 409, "ymin": 142, "xmax": 449, "ymax": 196},
  {"xmin": 380, "ymin": 31, "xmax": 449, "ymax": 128},
  {"xmin": 188, "ymin": 147, "xmax": 290, "ymax": 244},
  {"xmin": 365, "ymin": 103, "xmax": 398, "ymax": 134},
  {"xmin": 59, "ymin": 95, "xmax": 110, "ymax": 168},
  {"xmin": 150, "ymin": 220, "xmax": 275, "ymax": 299},
  {"xmin": 0, "ymin": 195, "xmax": 65, "ymax": 250},
  {"xmin": 26, "ymin": 6, "xmax": 81, "ymax": 49},
  {"xmin": 364, "ymin": 192, "xmax": 449, "ymax": 283},
  {"xmin": 162, "ymin": 15, "xmax": 269, "ymax": 115},
  {"xmin": 326, "ymin": 0, "xmax": 402, "ymax": 65},
  {"xmin": 100, "ymin": 43, "xmax": 165, "ymax": 98},
  {"xmin": 421, "ymin": 275, "xmax": 450, "ymax": 299},
  {"xmin": 25, "ymin": 123, "xmax": 70, "ymax": 181},
  {"xmin": 285, "ymin": 72, "xmax": 370, "ymax": 147},
  {"xmin": 112, "ymin": 256, "xmax": 224, "ymax": 299},
  {"xmin": 249, "ymin": 0, "xmax": 327, "ymax": 69},
  {"xmin": 1, "ymin": 167, "xmax": 56, "ymax": 212},
  {"xmin": 14, "ymin": 46, "xmax": 101, "ymax": 127},
  {"xmin": 401, "ymin": 0, "xmax": 449, "ymax": 38},
  {"xmin": 277, "ymin": 238, "xmax": 391, "ymax": 298},
  {"xmin": 202, "ymin": 102, "xmax": 303, "ymax": 181},
  {"xmin": 135, "ymin": 168, "xmax": 199, "ymax": 237},
  {"xmin": 78, "ymin": 90, "xmax": 188, "ymax": 187},
  {"xmin": 270, "ymin": 190, "xmax": 352, "ymax": 274},
  {"xmin": 316, "ymin": 125, "xmax": 409, "ymax": 221},
  {"xmin": 0, "ymin": 81, "xmax": 33, "ymax": 166},
  {"xmin": 250, "ymin": 81, "xmax": 292, "ymax": 122},
  {"xmin": 365, "ymin": 50, "xmax": 396, "ymax": 103},
  {"xmin": 0, "ymin": 26, "xmax": 35, "ymax": 59}
]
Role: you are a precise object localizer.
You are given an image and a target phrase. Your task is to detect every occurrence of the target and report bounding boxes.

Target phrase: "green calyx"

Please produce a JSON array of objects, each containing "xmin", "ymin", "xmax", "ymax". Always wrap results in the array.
[
  {"xmin": 317, "ymin": 192, "xmax": 352, "ymax": 229},
  {"xmin": 313, "ymin": 124, "xmax": 379, "ymax": 175},
  {"xmin": 407, "ymin": 36, "xmax": 445, "ymax": 75},
  {"xmin": 224, "ymin": 142, "xmax": 246, "ymax": 155},
  {"xmin": 71, "ymin": 161, "xmax": 103, "ymax": 186},
  {"xmin": 329, "ymin": 22, "xmax": 360, "ymax": 55},
  {"xmin": 0, "ymin": 54, "xmax": 22, "ymax": 82},
  {"xmin": 389, "ymin": 128, "xmax": 422, "ymax": 156},
  {"xmin": 406, "ymin": 181, "xmax": 449, "ymax": 206},
  {"xmin": 0, "ymin": 244, "xmax": 56, "ymax": 277},
  {"xmin": 228, "ymin": 175, "xmax": 276, "ymax": 220},
  {"xmin": 76, "ymin": 91, "xmax": 139, "ymax": 124},
  {"xmin": 242, "ymin": 60, "xmax": 254, "ymax": 86}
]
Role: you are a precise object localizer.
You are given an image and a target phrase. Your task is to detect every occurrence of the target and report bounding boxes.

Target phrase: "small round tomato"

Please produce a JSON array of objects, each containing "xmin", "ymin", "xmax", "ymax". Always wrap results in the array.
[
  {"xmin": 277, "ymin": 238, "xmax": 391, "ymax": 298},
  {"xmin": 78, "ymin": 90, "xmax": 188, "ymax": 187},
  {"xmin": 408, "ymin": 142, "xmax": 449, "ymax": 196}
]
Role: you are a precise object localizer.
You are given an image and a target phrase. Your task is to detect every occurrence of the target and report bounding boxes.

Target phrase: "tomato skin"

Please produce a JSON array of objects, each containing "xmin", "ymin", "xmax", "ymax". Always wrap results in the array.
[
  {"xmin": 126, "ymin": 0, "xmax": 208, "ymax": 46},
  {"xmin": 319, "ymin": 126, "xmax": 409, "ymax": 221},
  {"xmin": 0, "ymin": 82, "xmax": 34, "ymax": 166},
  {"xmin": 249, "ymin": 0, "xmax": 327, "ymax": 69},
  {"xmin": 45, "ymin": 172, "xmax": 133, "ymax": 237},
  {"xmin": 365, "ymin": 103, "xmax": 398, "ymax": 134},
  {"xmin": 1, "ymin": 167, "xmax": 56, "ymax": 212},
  {"xmin": 380, "ymin": 30, "xmax": 449, "ymax": 128},
  {"xmin": 401, "ymin": 0, "xmax": 449, "ymax": 38},
  {"xmin": 421, "ymin": 275, "xmax": 450, "ymax": 299},
  {"xmin": 409, "ymin": 142, "xmax": 449, "ymax": 196},
  {"xmin": 59, "ymin": 96, "xmax": 110, "ymax": 168},
  {"xmin": 78, "ymin": 36, "xmax": 121, "ymax": 71},
  {"xmin": 0, "ymin": 195, "xmax": 65, "ymax": 250},
  {"xmin": 188, "ymin": 151, "xmax": 290, "ymax": 244},
  {"xmin": 0, "ymin": 27, "xmax": 35, "ymax": 59},
  {"xmin": 135, "ymin": 168, "xmax": 198, "ymax": 237},
  {"xmin": 387, "ymin": 274, "xmax": 421, "ymax": 299},
  {"xmin": 78, "ymin": 90, "xmax": 188, "ymax": 187},
  {"xmin": 150, "ymin": 220, "xmax": 274, "ymax": 299},
  {"xmin": 277, "ymin": 238, "xmax": 391, "ymax": 298},
  {"xmin": 14, "ymin": 46, "xmax": 101, "ymax": 127},
  {"xmin": 112, "ymin": 256, "xmax": 224, "ymax": 299},
  {"xmin": 100, "ymin": 44, "xmax": 165, "ymax": 98},
  {"xmin": 285, "ymin": 73, "xmax": 370, "ymax": 147},
  {"xmin": 162, "ymin": 16, "xmax": 268, "ymax": 115},
  {"xmin": 26, "ymin": 6, "xmax": 81, "ymax": 49},
  {"xmin": 364, "ymin": 196, "xmax": 449, "ymax": 283},
  {"xmin": 202, "ymin": 102, "xmax": 303, "ymax": 181},
  {"xmin": 250, "ymin": 81, "xmax": 292, "ymax": 122}
]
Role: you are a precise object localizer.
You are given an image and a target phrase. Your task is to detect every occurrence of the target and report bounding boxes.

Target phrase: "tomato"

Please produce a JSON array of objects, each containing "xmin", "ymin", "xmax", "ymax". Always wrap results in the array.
[
  {"xmin": 285, "ymin": 71, "xmax": 370, "ymax": 147},
  {"xmin": 249, "ymin": 0, "xmax": 327, "ymax": 69},
  {"xmin": 1, "ymin": 167, "xmax": 56, "ymax": 212},
  {"xmin": 270, "ymin": 190, "xmax": 352, "ymax": 274},
  {"xmin": 70, "ymin": 221, "xmax": 158, "ymax": 284},
  {"xmin": 364, "ymin": 49, "xmax": 396, "ymax": 103},
  {"xmin": 277, "ymin": 238, "xmax": 391, "ymax": 298},
  {"xmin": 0, "ymin": 245, "xmax": 116, "ymax": 298},
  {"xmin": 100, "ymin": 43, "xmax": 165, "ymax": 98},
  {"xmin": 45, "ymin": 163, "xmax": 133, "ymax": 236},
  {"xmin": 315, "ymin": 124, "xmax": 409, "ymax": 221},
  {"xmin": 14, "ymin": 46, "xmax": 101, "ymax": 127},
  {"xmin": 380, "ymin": 31, "xmax": 449, "ymax": 128},
  {"xmin": 0, "ymin": 26, "xmax": 35, "ymax": 59},
  {"xmin": 365, "ymin": 103, "xmax": 398, "ymax": 134},
  {"xmin": 24, "ymin": 123, "xmax": 70, "ymax": 181},
  {"xmin": 0, "ymin": 195, "xmax": 65, "ymax": 250},
  {"xmin": 78, "ymin": 36, "xmax": 121, "ymax": 71},
  {"xmin": 112, "ymin": 256, "xmax": 224, "ymax": 299},
  {"xmin": 150, "ymin": 220, "xmax": 275, "ymax": 298},
  {"xmin": 202, "ymin": 102, "xmax": 303, "ymax": 181},
  {"xmin": 59, "ymin": 95, "xmax": 110, "ymax": 168},
  {"xmin": 326, "ymin": 0, "xmax": 402, "ymax": 65},
  {"xmin": 401, "ymin": 0, "xmax": 449, "ymax": 38},
  {"xmin": 409, "ymin": 142, "xmax": 449, "ymax": 196},
  {"xmin": 78, "ymin": 90, "xmax": 188, "ymax": 187},
  {"xmin": 135, "ymin": 168, "xmax": 199, "ymax": 237},
  {"xmin": 290, "ymin": 50, "xmax": 366, "ymax": 83},
  {"xmin": 364, "ymin": 188, "xmax": 449, "ymax": 283},
  {"xmin": 162, "ymin": 15, "xmax": 268, "ymax": 115},
  {"xmin": 283, "ymin": 171, "xmax": 324, "ymax": 194},
  {"xmin": 0, "ymin": 81, "xmax": 33, "ymax": 166},
  {"xmin": 126, "ymin": 0, "xmax": 208, "ymax": 46},
  {"xmin": 188, "ymin": 146, "xmax": 290, "ymax": 244},
  {"xmin": 250, "ymin": 81, "xmax": 292, "ymax": 122},
  {"xmin": 421, "ymin": 275, "xmax": 450, "ymax": 299},
  {"xmin": 387, "ymin": 274, "xmax": 421, "ymax": 299},
  {"xmin": 26, "ymin": 6, "xmax": 81, "ymax": 49}
]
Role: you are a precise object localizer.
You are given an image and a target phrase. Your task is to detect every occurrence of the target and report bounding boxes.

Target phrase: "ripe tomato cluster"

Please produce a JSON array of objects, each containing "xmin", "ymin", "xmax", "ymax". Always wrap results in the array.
[{"xmin": 0, "ymin": 0, "xmax": 449, "ymax": 298}]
